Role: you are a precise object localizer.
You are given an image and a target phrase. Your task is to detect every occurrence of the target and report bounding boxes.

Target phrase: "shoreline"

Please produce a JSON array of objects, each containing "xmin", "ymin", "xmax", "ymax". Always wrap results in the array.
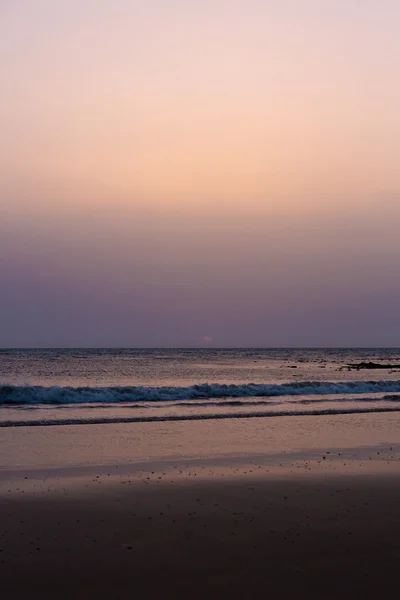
[
  {"xmin": 2, "ymin": 403, "xmax": 400, "ymax": 428},
  {"xmin": 2, "ymin": 412, "xmax": 400, "ymax": 469}
]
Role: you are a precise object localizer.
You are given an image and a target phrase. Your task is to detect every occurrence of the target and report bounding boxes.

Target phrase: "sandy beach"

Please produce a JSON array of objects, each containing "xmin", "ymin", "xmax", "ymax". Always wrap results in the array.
[{"xmin": 1, "ymin": 413, "xmax": 400, "ymax": 598}]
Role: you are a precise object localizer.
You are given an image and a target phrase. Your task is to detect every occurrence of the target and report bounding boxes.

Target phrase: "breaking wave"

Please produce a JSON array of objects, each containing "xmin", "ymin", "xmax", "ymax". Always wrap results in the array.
[{"xmin": 1, "ymin": 380, "xmax": 400, "ymax": 405}]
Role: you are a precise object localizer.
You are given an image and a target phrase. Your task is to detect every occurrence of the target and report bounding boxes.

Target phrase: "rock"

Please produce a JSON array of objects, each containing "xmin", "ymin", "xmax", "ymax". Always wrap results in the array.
[{"xmin": 340, "ymin": 361, "xmax": 400, "ymax": 371}]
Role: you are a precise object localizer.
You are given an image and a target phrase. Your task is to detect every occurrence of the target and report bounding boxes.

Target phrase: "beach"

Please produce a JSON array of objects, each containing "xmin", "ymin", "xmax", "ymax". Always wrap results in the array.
[
  {"xmin": 2, "ymin": 413, "xmax": 400, "ymax": 599},
  {"xmin": 3, "ymin": 0, "xmax": 400, "ymax": 593}
]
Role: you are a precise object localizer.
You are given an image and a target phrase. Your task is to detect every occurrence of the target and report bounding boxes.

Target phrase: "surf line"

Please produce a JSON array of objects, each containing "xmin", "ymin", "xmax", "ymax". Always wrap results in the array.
[{"xmin": 2, "ymin": 405, "xmax": 400, "ymax": 427}]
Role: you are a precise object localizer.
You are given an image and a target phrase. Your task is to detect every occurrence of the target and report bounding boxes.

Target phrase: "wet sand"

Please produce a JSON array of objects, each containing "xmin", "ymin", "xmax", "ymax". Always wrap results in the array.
[{"xmin": 1, "ymin": 415, "xmax": 400, "ymax": 598}]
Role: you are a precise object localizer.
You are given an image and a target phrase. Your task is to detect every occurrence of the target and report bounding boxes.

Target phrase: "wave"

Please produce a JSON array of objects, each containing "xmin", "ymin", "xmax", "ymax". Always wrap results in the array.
[
  {"xmin": 1, "ymin": 380, "xmax": 400, "ymax": 405},
  {"xmin": 23, "ymin": 395, "xmax": 400, "ymax": 412},
  {"xmin": 2, "ymin": 405, "xmax": 400, "ymax": 428}
]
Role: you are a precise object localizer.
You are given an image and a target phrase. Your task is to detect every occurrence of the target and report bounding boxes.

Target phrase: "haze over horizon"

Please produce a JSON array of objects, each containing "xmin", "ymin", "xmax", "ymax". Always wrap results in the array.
[{"xmin": 1, "ymin": 1, "xmax": 400, "ymax": 347}]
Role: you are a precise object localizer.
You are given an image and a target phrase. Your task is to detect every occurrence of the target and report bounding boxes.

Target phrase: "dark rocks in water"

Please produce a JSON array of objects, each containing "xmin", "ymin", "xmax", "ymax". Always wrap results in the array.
[{"xmin": 342, "ymin": 361, "xmax": 400, "ymax": 371}]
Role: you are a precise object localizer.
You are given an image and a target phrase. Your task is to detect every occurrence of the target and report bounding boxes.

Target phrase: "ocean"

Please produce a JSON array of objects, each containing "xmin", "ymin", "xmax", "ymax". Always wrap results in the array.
[{"xmin": 1, "ymin": 348, "xmax": 400, "ymax": 427}]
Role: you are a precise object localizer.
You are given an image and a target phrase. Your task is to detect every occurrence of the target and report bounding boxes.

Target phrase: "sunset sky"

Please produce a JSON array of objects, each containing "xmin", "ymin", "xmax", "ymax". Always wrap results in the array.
[{"xmin": 1, "ymin": 1, "xmax": 400, "ymax": 347}]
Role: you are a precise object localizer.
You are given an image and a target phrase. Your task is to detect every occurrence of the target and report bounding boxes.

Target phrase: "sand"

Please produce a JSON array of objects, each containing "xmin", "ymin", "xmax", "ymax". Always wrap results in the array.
[{"xmin": 1, "ymin": 414, "xmax": 400, "ymax": 598}]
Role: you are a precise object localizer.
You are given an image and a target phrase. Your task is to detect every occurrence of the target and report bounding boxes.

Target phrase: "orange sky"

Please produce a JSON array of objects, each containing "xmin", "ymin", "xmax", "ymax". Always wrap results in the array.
[{"xmin": 2, "ymin": 0, "xmax": 400, "ymax": 207}]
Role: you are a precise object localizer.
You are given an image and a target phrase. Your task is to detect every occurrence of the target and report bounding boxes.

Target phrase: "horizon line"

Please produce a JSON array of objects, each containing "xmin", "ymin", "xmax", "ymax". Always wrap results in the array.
[{"xmin": 1, "ymin": 346, "xmax": 400, "ymax": 351}]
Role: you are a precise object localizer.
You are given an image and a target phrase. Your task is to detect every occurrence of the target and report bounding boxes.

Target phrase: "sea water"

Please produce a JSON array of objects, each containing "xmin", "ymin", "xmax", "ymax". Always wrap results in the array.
[{"xmin": 1, "ymin": 348, "xmax": 400, "ymax": 426}]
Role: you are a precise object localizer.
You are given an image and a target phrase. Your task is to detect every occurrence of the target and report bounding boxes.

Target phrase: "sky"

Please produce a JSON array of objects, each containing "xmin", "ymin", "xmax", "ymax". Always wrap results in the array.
[{"xmin": 1, "ymin": 0, "xmax": 400, "ymax": 347}]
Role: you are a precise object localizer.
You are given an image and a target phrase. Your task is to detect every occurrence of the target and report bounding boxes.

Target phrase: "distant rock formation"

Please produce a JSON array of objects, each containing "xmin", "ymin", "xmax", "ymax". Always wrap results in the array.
[{"xmin": 341, "ymin": 361, "xmax": 400, "ymax": 371}]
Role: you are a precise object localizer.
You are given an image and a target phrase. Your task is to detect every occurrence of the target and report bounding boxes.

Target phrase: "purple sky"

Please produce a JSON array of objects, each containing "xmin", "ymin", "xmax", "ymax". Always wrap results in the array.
[{"xmin": 1, "ymin": 1, "xmax": 400, "ymax": 347}]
